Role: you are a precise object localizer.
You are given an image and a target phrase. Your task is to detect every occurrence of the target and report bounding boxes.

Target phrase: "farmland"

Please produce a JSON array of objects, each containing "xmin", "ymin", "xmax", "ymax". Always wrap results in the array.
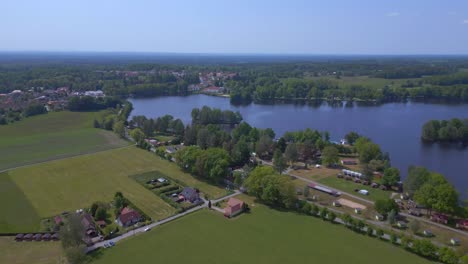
[
  {"xmin": 91, "ymin": 202, "xmax": 431, "ymax": 264},
  {"xmin": 0, "ymin": 111, "xmax": 129, "ymax": 170},
  {"xmin": 0, "ymin": 237, "xmax": 64, "ymax": 264}
]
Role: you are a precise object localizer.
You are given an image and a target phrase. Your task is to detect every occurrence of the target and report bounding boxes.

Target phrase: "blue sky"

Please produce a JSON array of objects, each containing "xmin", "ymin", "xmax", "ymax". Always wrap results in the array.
[{"xmin": 1, "ymin": 0, "xmax": 468, "ymax": 54}]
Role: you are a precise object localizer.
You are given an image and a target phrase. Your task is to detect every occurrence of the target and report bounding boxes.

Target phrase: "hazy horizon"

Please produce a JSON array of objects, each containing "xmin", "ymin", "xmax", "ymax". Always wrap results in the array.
[{"xmin": 2, "ymin": 0, "xmax": 468, "ymax": 55}]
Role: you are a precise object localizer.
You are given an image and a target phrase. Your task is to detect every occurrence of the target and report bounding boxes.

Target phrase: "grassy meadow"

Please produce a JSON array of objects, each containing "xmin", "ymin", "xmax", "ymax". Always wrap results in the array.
[
  {"xmin": 319, "ymin": 176, "xmax": 392, "ymax": 202},
  {"xmin": 0, "ymin": 111, "xmax": 129, "ymax": 171},
  {"xmin": 0, "ymin": 237, "xmax": 65, "ymax": 264},
  {"xmin": 1, "ymin": 147, "xmax": 227, "ymax": 232},
  {"xmin": 91, "ymin": 201, "xmax": 431, "ymax": 264}
]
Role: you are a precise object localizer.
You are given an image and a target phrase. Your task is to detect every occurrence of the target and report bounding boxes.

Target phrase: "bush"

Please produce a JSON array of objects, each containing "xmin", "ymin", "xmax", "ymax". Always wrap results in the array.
[{"xmin": 366, "ymin": 226, "xmax": 373, "ymax": 236}]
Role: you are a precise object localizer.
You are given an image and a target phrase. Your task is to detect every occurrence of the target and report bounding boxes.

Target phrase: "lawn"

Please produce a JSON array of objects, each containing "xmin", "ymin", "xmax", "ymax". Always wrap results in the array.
[
  {"xmin": 0, "ymin": 111, "xmax": 129, "ymax": 171},
  {"xmin": 319, "ymin": 176, "xmax": 392, "ymax": 202},
  {"xmin": 0, "ymin": 237, "xmax": 65, "ymax": 264},
  {"xmin": 90, "ymin": 202, "xmax": 431, "ymax": 264},
  {"xmin": 2, "ymin": 147, "xmax": 226, "ymax": 232},
  {"xmin": 0, "ymin": 173, "xmax": 41, "ymax": 233}
]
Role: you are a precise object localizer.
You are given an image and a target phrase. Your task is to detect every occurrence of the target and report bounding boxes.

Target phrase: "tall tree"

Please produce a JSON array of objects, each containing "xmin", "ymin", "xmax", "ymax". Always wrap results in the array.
[
  {"xmin": 284, "ymin": 143, "xmax": 298, "ymax": 165},
  {"xmin": 321, "ymin": 146, "xmax": 339, "ymax": 167},
  {"xmin": 273, "ymin": 150, "xmax": 287, "ymax": 174}
]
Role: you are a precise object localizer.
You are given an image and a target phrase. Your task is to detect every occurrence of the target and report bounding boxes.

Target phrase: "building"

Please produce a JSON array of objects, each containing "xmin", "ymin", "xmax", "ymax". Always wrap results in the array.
[
  {"xmin": 81, "ymin": 213, "xmax": 98, "ymax": 237},
  {"xmin": 117, "ymin": 207, "xmax": 142, "ymax": 227},
  {"xmin": 431, "ymin": 213, "xmax": 448, "ymax": 224},
  {"xmin": 341, "ymin": 160, "xmax": 357, "ymax": 165},
  {"xmin": 179, "ymin": 187, "xmax": 200, "ymax": 203},
  {"xmin": 224, "ymin": 198, "xmax": 245, "ymax": 218},
  {"xmin": 456, "ymin": 219, "xmax": 468, "ymax": 230}
]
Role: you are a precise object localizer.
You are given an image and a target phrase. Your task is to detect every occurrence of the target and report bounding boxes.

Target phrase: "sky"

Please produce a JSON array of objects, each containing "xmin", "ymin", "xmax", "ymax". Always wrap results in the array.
[{"xmin": 1, "ymin": 0, "xmax": 468, "ymax": 54}]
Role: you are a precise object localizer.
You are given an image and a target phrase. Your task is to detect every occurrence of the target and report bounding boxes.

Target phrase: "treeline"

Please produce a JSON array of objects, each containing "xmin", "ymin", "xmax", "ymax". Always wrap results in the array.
[
  {"xmin": 129, "ymin": 115, "xmax": 185, "ymax": 138},
  {"xmin": 68, "ymin": 96, "xmax": 123, "ymax": 111},
  {"xmin": 0, "ymin": 103, "xmax": 47, "ymax": 125},
  {"xmin": 92, "ymin": 101, "xmax": 133, "ymax": 137},
  {"xmin": 421, "ymin": 118, "xmax": 468, "ymax": 143}
]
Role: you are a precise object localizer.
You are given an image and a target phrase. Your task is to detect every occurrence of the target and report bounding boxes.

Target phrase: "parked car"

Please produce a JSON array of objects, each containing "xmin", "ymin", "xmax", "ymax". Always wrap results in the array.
[
  {"xmin": 103, "ymin": 243, "xmax": 110, "ymax": 248},
  {"xmin": 109, "ymin": 241, "xmax": 116, "ymax": 247},
  {"xmin": 144, "ymin": 227, "xmax": 151, "ymax": 232}
]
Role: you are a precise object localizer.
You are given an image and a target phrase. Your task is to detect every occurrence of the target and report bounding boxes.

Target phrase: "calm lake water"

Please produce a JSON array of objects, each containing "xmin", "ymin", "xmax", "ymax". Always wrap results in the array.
[{"xmin": 129, "ymin": 95, "xmax": 468, "ymax": 197}]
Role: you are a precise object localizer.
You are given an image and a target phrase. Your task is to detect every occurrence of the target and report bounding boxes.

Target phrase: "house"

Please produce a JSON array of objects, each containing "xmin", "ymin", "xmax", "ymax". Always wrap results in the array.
[
  {"xmin": 431, "ymin": 213, "xmax": 449, "ymax": 224},
  {"xmin": 456, "ymin": 219, "xmax": 468, "ymax": 230},
  {"xmin": 117, "ymin": 207, "xmax": 142, "ymax": 227},
  {"xmin": 224, "ymin": 198, "xmax": 245, "ymax": 218},
  {"xmin": 341, "ymin": 159, "xmax": 357, "ymax": 165},
  {"xmin": 179, "ymin": 187, "xmax": 200, "ymax": 203},
  {"xmin": 81, "ymin": 213, "xmax": 97, "ymax": 237}
]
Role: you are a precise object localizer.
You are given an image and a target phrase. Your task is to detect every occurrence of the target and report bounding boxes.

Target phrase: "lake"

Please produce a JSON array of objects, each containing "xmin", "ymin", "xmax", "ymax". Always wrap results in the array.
[{"xmin": 129, "ymin": 95, "xmax": 468, "ymax": 197}]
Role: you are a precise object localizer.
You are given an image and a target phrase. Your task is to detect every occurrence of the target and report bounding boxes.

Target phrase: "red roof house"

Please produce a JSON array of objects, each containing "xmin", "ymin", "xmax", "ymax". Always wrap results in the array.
[
  {"xmin": 224, "ymin": 198, "xmax": 245, "ymax": 218},
  {"xmin": 117, "ymin": 207, "xmax": 142, "ymax": 227},
  {"xmin": 431, "ymin": 213, "xmax": 449, "ymax": 224}
]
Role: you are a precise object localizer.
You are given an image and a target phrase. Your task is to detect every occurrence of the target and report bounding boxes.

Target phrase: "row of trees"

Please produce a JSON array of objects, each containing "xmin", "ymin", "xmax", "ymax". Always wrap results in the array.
[
  {"xmin": 421, "ymin": 118, "xmax": 468, "ymax": 143},
  {"xmin": 68, "ymin": 96, "xmax": 123, "ymax": 111}
]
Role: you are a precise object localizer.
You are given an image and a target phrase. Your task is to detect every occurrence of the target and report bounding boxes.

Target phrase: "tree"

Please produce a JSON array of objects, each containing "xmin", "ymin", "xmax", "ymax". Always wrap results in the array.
[
  {"xmin": 374, "ymin": 199, "xmax": 399, "ymax": 215},
  {"xmin": 356, "ymin": 220, "xmax": 365, "ymax": 232},
  {"xmin": 93, "ymin": 119, "xmax": 100, "ymax": 128},
  {"xmin": 90, "ymin": 202, "xmax": 99, "ymax": 217},
  {"xmin": 276, "ymin": 137, "xmax": 287, "ymax": 152},
  {"xmin": 381, "ymin": 167, "xmax": 400, "ymax": 186},
  {"xmin": 321, "ymin": 146, "xmax": 339, "ymax": 167},
  {"xmin": 438, "ymin": 247, "xmax": 459, "ymax": 264},
  {"xmin": 345, "ymin": 131, "xmax": 360, "ymax": 145},
  {"xmin": 387, "ymin": 209, "xmax": 397, "ymax": 225},
  {"xmin": 404, "ymin": 166, "xmax": 431, "ymax": 196},
  {"xmin": 328, "ymin": 211, "xmax": 337, "ymax": 222},
  {"xmin": 412, "ymin": 239, "xmax": 437, "ymax": 259},
  {"xmin": 60, "ymin": 214, "xmax": 85, "ymax": 249},
  {"xmin": 303, "ymin": 185, "xmax": 310, "ymax": 198},
  {"xmin": 273, "ymin": 150, "xmax": 287, "ymax": 174},
  {"xmin": 414, "ymin": 173, "xmax": 459, "ymax": 214},
  {"xmin": 376, "ymin": 229, "xmax": 384, "ymax": 239},
  {"xmin": 113, "ymin": 121, "xmax": 126, "ymax": 138},
  {"xmin": 255, "ymin": 135, "xmax": 273, "ymax": 158},
  {"xmin": 342, "ymin": 214, "xmax": 352, "ymax": 226},
  {"xmin": 366, "ymin": 226, "xmax": 373, "ymax": 236},
  {"xmin": 284, "ymin": 143, "xmax": 298, "ymax": 164},
  {"xmin": 409, "ymin": 220, "xmax": 421, "ymax": 234},
  {"xmin": 130, "ymin": 128, "xmax": 145, "ymax": 143},
  {"xmin": 320, "ymin": 207, "xmax": 328, "ymax": 220},
  {"xmin": 311, "ymin": 204, "xmax": 319, "ymax": 216},
  {"xmin": 421, "ymin": 120, "xmax": 440, "ymax": 141},
  {"xmin": 95, "ymin": 207, "xmax": 107, "ymax": 221},
  {"xmin": 301, "ymin": 202, "xmax": 312, "ymax": 215},
  {"xmin": 231, "ymin": 139, "xmax": 251, "ymax": 166},
  {"xmin": 390, "ymin": 233, "xmax": 398, "ymax": 244}
]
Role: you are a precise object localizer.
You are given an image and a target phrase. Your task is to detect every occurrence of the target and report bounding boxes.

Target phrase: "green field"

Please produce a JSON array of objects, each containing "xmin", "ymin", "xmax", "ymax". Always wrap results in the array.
[
  {"xmin": 319, "ymin": 176, "xmax": 391, "ymax": 202},
  {"xmin": 0, "ymin": 111, "xmax": 129, "ymax": 171},
  {"xmin": 1, "ymin": 147, "xmax": 226, "ymax": 232},
  {"xmin": 0, "ymin": 173, "xmax": 41, "ymax": 232},
  {"xmin": 0, "ymin": 237, "xmax": 65, "ymax": 264},
  {"xmin": 91, "ymin": 201, "xmax": 431, "ymax": 264}
]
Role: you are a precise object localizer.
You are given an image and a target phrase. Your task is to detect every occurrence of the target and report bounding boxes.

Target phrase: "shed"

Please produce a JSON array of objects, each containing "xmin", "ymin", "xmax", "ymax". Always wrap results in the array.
[
  {"xmin": 33, "ymin": 234, "xmax": 42, "ymax": 241},
  {"xmin": 42, "ymin": 233, "xmax": 51, "ymax": 241}
]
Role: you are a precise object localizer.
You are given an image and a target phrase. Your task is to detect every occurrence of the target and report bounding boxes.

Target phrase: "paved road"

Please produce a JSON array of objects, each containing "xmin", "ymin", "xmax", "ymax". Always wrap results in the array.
[
  {"xmin": 261, "ymin": 160, "xmax": 467, "ymax": 237},
  {"xmin": 87, "ymin": 191, "xmax": 241, "ymax": 252}
]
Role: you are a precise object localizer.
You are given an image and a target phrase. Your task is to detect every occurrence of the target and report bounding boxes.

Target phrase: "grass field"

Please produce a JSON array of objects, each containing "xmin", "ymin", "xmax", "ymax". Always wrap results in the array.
[
  {"xmin": 90, "ymin": 201, "xmax": 431, "ymax": 264},
  {"xmin": 0, "ymin": 111, "xmax": 129, "ymax": 171},
  {"xmin": 319, "ymin": 176, "xmax": 392, "ymax": 202},
  {"xmin": 0, "ymin": 173, "xmax": 41, "ymax": 232},
  {"xmin": 0, "ymin": 237, "xmax": 65, "ymax": 264},
  {"xmin": 1, "ymin": 147, "xmax": 226, "ymax": 232}
]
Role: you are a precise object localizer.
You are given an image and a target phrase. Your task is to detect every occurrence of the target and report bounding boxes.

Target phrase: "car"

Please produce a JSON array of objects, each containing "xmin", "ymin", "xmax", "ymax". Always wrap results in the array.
[
  {"xmin": 103, "ymin": 243, "xmax": 110, "ymax": 248},
  {"xmin": 144, "ymin": 227, "xmax": 151, "ymax": 232},
  {"xmin": 109, "ymin": 241, "xmax": 115, "ymax": 247}
]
